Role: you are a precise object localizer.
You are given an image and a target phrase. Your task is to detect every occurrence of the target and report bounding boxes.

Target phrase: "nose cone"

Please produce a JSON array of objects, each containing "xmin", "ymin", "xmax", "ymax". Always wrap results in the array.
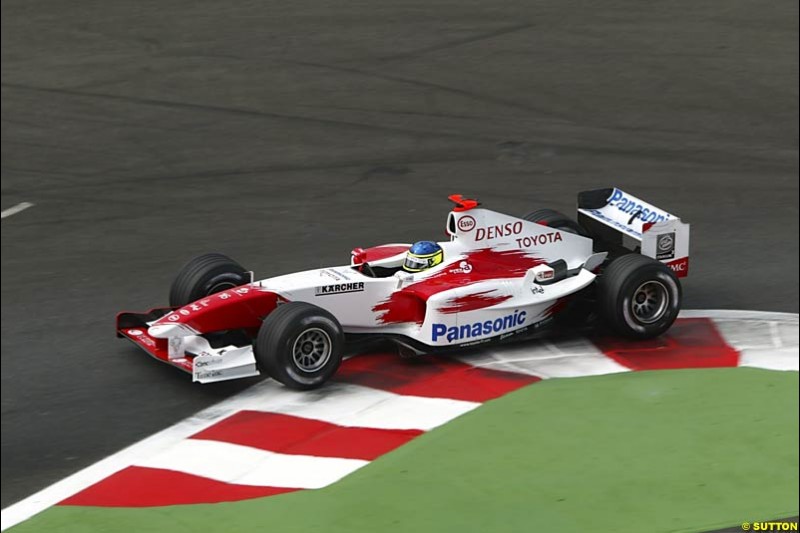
[{"xmin": 148, "ymin": 323, "xmax": 198, "ymax": 339}]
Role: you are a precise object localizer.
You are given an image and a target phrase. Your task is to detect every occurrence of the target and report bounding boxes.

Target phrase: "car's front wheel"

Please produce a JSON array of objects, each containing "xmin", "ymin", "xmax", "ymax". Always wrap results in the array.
[
  {"xmin": 596, "ymin": 254, "xmax": 681, "ymax": 339},
  {"xmin": 255, "ymin": 302, "xmax": 344, "ymax": 390},
  {"xmin": 169, "ymin": 253, "xmax": 249, "ymax": 308}
]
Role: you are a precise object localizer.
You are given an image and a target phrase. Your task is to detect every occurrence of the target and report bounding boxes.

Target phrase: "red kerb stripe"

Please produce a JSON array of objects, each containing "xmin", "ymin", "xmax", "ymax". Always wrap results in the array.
[
  {"xmin": 592, "ymin": 318, "xmax": 739, "ymax": 371},
  {"xmin": 191, "ymin": 411, "xmax": 422, "ymax": 460},
  {"xmin": 59, "ymin": 466, "xmax": 298, "ymax": 507}
]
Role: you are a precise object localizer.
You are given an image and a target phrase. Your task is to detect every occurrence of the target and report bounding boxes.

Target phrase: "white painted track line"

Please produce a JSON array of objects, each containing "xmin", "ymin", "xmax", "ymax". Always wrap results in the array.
[
  {"xmin": 136, "ymin": 439, "xmax": 368, "ymax": 489},
  {"xmin": 1, "ymin": 202, "xmax": 34, "ymax": 219},
  {"xmin": 1, "ymin": 310, "xmax": 797, "ymax": 531}
]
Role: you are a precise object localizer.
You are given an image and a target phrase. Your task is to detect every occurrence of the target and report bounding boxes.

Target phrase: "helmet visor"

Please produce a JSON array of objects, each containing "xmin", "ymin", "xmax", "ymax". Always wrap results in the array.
[{"xmin": 403, "ymin": 255, "xmax": 430, "ymax": 271}]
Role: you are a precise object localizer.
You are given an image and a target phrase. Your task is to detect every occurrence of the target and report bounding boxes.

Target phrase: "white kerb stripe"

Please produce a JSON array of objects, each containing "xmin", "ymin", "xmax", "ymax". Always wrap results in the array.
[
  {"xmin": 711, "ymin": 316, "xmax": 799, "ymax": 372},
  {"xmin": 678, "ymin": 309, "xmax": 799, "ymax": 321},
  {"xmin": 248, "ymin": 382, "xmax": 479, "ymax": 430},
  {"xmin": 136, "ymin": 439, "xmax": 368, "ymax": 489},
  {"xmin": 458, "ymin": 336, "xmax": 631, "ymax": 378}
]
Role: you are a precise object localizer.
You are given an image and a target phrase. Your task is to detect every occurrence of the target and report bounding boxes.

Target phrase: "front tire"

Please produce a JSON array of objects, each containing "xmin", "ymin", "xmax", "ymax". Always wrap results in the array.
[
  {"xmin": 169, "ymin": 253, "xmax": 249, "ymax": 307},
  {"xmin": 255, "ymin": 302, "xmax": 344, "ymax": 390},
  {"xmin": 597, "ymin": 254, "xmax": 681, "ymax": 339}
]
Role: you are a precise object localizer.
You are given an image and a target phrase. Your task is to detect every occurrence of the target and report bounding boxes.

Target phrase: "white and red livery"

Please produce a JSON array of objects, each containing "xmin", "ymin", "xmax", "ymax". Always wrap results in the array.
[{"xmin": 117, "ymin": 189, "xmax": 690, "ymax": 389}]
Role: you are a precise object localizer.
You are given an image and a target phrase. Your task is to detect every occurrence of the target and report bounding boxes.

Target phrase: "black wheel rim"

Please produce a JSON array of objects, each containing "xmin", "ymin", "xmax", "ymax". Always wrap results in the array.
[
  {"xmin": 291, "ymin": 328, "xmax": 332, "ymax": 372},
  {"xmin": 630, "ymin": 280, "xmax": 670, "ymax": 324}
]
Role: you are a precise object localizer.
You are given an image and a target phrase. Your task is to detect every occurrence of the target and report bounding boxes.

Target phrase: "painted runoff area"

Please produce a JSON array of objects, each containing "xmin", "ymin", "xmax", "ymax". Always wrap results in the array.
[{"xmin": 2, "ymin": 310, "xmax": 798, "ymax": 532}]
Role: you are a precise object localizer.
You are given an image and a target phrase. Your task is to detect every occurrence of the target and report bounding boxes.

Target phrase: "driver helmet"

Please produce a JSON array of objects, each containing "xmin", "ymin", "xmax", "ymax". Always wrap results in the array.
[{"xmin": 403, "ymin": 241, "xmax": 444, "ymax": 272}]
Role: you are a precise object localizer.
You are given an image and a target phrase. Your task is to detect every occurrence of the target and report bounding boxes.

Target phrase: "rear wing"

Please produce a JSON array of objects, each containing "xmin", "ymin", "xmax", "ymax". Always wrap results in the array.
[{"xmin": 577, "ymin": 188, "xmax": 690, "ymax": 277}]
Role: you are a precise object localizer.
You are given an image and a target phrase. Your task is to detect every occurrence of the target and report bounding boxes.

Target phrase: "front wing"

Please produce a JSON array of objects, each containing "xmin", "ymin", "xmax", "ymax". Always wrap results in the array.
[{"xmin": 116, "ymin": 308, "xmax": 261, "ymax": 383}]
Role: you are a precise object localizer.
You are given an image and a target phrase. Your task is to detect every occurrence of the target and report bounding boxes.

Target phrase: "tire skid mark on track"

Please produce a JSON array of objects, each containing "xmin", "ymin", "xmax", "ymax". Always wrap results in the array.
[
  {"xmin": 1, "ymin": 82, "xmax": 494, "ymax": 144},
  {"xmin": 1, "ymin": 311, "xmax": 797, "ymax": 531}
]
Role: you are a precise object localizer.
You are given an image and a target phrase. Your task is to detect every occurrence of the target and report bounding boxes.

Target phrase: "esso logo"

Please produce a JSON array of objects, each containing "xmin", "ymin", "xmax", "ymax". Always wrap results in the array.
[
  {"xmin": 457, "ymin": 215, "xmax": 476, "ymax": 232},
  {"xmin": 658, "ymin": 234, "xmax": 674, "ymax": 252}
]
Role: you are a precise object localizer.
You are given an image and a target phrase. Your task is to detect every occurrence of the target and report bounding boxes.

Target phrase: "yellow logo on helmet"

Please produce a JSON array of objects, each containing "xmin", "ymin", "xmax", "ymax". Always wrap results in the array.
[{"xmin": 403, "ymin": 249, "xmax": 444, "ymax": 272}]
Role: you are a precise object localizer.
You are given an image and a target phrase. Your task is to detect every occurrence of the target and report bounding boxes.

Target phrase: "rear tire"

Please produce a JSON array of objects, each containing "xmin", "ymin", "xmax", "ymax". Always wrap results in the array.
[
  {"xmin": 523, "ymin": 208, "xmax": 587, "ymax": 236},
  {"xmin": 169, "ymin": 253, "xmax": 249, "ymax": 308},
  {"xmin": 255, "ymin": 302, "xmax": 344, "ymax": 390},
  {"xmin": 597, "ymin": 254, "xmax": 681, "ymax": 339}
]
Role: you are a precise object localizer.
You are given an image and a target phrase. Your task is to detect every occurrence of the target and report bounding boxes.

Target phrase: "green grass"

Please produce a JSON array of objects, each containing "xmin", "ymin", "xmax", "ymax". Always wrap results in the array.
[{"xmin": 13, "ymin": 367, "xmax": 799, "ymax": 533}]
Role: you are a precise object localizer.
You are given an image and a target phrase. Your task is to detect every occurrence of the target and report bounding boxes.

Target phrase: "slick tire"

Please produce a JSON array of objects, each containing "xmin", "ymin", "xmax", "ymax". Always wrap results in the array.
[
  {"xmin": 597, "ymin": 254, "xmax": 681, "ymax": 339},
  {"xmin": 169, "ymin": 253, "xmax": 249, "ymax": 308},
  {"xmin": 523, "ymin": 208, "xmax": 588, "ymax": 237},
  {"xmin": 255, "ymin": 302, "xmax": 344, "ymax": 390}
]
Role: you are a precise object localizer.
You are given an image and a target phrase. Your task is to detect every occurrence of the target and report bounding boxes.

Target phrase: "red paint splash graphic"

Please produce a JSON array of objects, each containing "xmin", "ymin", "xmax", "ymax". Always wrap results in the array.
[
  {"xmin": 437, "ymin": 290, "xmax": 513, "ymax": 314},
  {"xmin": 372, "ymin": 291, "xmax": 427, "ymax": 325},
  {"xmin": 373, "ymin": 248, "xmax": 542, "ymax": 324}
]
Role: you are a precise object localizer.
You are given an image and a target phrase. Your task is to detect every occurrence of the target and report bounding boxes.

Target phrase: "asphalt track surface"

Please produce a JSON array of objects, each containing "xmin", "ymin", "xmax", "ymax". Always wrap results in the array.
[{"xmin": 1, "ymin": 0, "xmax": 798, "ymax": 512}]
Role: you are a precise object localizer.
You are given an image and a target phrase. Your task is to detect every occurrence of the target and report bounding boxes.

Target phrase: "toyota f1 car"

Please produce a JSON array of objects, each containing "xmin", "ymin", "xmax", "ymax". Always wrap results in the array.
[{"xmin": 117, "ymin": 188, "xmax": 690, "ymax": 389}]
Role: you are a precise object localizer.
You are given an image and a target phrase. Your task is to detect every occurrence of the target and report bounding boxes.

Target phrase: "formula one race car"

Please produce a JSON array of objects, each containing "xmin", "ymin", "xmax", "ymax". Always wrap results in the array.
[{"xmin": 117, "ymin": 188, "xmax": 690, "ymax": 389}]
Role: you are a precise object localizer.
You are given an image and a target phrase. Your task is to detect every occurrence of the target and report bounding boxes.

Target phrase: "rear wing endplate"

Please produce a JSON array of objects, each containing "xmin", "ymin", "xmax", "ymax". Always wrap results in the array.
[{"xmin": 577, "ymin": 188, "xmax": 690, "ymax": 277}]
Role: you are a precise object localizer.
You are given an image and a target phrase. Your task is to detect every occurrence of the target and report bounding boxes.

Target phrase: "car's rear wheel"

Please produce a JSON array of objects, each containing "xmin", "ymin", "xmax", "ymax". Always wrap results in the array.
[
  {"xmin": 255, "ymin": 302, "xmax": 344, "ymax": 390},
  {"xmin": 169, "ymin": 253, "xmax": 249, "ymax": 308},
  {"xmin": 523, "ymin": 208, "xmax": 588, "ymax": 237},
  {"xmin": 596, "ymin": 254, "xmax": 681, "ymax": 339}
]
